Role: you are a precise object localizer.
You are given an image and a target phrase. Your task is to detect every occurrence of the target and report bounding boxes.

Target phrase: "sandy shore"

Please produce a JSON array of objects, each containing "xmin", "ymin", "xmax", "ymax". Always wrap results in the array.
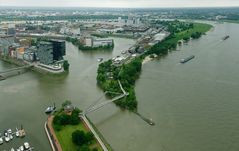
[{"xmin": 142, "ymin": 54, "xmax": 158, "ymax": 64}]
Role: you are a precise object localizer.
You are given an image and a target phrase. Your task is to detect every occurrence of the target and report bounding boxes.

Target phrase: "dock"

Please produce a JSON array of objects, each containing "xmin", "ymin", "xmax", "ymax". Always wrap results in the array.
[{"xmin": 0, "ymin": 126, "xmax": 26, "ymax": 145}]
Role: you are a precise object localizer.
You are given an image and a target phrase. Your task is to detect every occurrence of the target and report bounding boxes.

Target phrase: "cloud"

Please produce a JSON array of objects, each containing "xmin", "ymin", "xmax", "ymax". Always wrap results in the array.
[{"xmin": 0, "ymin": 0, "xmax": 238, "ymax": 7}]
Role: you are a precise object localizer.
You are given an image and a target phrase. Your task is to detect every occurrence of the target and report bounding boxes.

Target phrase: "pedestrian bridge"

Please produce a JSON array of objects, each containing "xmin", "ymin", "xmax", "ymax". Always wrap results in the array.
[
  {"xmin": 0, "ymin": 65, "xmax": 33, "ymax": 79},
  {"xmin": 82, "ymin": 80, "xmax": 128, "ymax": 115}
]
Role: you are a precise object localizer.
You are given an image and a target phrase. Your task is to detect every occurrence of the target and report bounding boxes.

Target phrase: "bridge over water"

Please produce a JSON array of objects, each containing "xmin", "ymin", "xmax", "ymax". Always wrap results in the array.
[
  {"xmin": 82, "ymin": 80, "xmax": 128, "ymax": 115},
  {"xmin": 0, "ymin": 65, "xmax": 33, "ymax": 79}
]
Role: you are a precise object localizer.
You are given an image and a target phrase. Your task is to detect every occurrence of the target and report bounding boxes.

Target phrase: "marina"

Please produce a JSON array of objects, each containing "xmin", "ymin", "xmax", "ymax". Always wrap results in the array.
[
  {"xmin": 0, "ymin": 127, "xmax": 26, "ymax": 145},
  {"xmin": 8, "ymin": 142, "xmax": 33, "ymax": 151},
  {"xmin": 0, "ymin": 126, "xmax": 30, "ymax": 150}
]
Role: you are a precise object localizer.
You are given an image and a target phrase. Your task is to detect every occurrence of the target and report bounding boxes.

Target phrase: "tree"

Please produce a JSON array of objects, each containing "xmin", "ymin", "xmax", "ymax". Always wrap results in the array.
[
  {"xmin": 72, "ymin": 130, "xmax": 87, "ymax": 146},
  {"xmin": 63, "ymin": 60, "xmax": 70, "ymax": 71},
  {"xmin": 53, "ymin": 113, "xmax": 71, "ymax": 126},
  {"xmin": 78, "ymin": 145, "xmax": 90, "ymax": 151},
  {"xmin": 70, "ymin": 109, "xmax": 80, "ymax": 125},
  {"xmin": 62, "ymin": 100, "xmax": 72, "ymax": 108},
  {"xmin": 85, "ymin": 132, "xmax": 94, "ymax": 142},
  {"xmin": 59, "ymin": 113, "xmax": 71, "ymax": 125}
]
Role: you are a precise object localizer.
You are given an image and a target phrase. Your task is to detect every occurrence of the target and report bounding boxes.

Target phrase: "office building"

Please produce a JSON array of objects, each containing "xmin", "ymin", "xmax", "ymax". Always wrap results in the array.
[
  {"xmin": 37, "ymin": 40, "xmax": 66, "ymax": 65},
  {"xmin": 37, "ymin": 41, "xmax": 54, "ymax": 65}
]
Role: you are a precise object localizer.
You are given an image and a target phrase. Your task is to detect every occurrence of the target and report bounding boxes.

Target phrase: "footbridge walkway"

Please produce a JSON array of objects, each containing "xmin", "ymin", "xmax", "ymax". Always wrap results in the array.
[
  {"xmin": 0, "ymin": 65, "xmax": 33, "ymax": 75},
  {"xmin": 80, "ymin": 80, "xmax": 128, "ymax": 151}
]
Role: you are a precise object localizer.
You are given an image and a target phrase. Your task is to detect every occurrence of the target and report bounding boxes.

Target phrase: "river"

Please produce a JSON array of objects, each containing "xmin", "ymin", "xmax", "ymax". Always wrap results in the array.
[{"xmin": 1, "ymin": 22, "xmax": 239, "ymax": 151}]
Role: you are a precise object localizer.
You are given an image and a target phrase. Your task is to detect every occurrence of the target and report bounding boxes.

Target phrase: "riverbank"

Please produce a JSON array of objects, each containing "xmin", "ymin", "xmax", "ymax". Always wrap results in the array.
[
  {"xmin": 142, "ymin": 54, "xmax": 158, "ymax": 64},
  {"xmin": 66, "ymin": 37, "xmax": 114, "ymax": 51},
  {"xmin": 97, "ymin": 22, "xmax": 213, "ymax": 111},
  {"xmin": 0, "ymin": 56, "xmax": 68, "ymax": 77},
  {"xmin": 45, "ymin": 116, "xmax": 63, "ymax": 151},
  {"xmin": 221, "ymin": 19, "xmax": 239, "ymax": 24},
  {"xmin": 47, "ymin": 113, "xmax": 106, "ymax": 151}
]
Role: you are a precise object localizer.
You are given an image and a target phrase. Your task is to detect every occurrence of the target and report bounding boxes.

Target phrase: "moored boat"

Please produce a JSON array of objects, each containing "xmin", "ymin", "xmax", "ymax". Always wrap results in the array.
[
  {"xmin": 24, "ymin": 142, "xmax": 30, "ymax": 150},
  {"xmin": 45, "ymin": 103, "xmax": 56, "ymax": 114},
  {"xmin": 0, "ymin": 137, "xmax": 3, "ymax": 145},
  {"xmin": 97, "ymin": 58, "xmax": 103, "ymax": 62}
]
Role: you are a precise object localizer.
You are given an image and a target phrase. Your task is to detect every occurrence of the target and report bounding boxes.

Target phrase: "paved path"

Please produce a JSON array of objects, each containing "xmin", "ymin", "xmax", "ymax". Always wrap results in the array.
[
  {"xmin": 46, "ymin": 116, "xmax": 63, "ymax": 151},
  {"xmin": 80, "ymin": 115, "xmax": 109, "ymax": 151}
]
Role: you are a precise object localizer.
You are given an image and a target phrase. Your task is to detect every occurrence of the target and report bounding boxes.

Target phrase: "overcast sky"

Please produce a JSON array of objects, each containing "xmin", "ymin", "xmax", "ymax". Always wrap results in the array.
[{"xmin": 0, "ymin": 0, "xmax": 239, "ymax": 8}]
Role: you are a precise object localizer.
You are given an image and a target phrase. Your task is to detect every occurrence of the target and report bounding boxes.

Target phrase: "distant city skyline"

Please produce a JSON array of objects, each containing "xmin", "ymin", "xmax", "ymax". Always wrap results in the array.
[{"xmin": 0, "ymin": 0, "xmax": 239, "ymax": 8}]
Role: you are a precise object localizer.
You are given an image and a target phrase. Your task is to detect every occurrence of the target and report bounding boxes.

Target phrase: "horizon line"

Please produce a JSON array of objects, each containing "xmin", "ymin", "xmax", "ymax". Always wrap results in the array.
[{"xmin": 0, "ymin": 5, "xmax": 239, "ymax": 9}]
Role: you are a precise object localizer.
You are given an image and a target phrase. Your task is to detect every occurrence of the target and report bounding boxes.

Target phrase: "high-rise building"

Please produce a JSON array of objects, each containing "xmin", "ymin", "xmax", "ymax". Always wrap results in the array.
[
  {"xmin": 37, "ymin": 41, "xmax": 54, "ymax": 65},
  {"xmin": 7, "ymin": 28, "xmax": 16, "ymax": 36},
  {"xmin": 37, "ymin": 40, "xmax": 66, "ymax": 65},
  {"xmin": 49, "ymin": 40, "xmax": 66, "ymax": 61},
  {"xmin": 0, "ymin": 36, "xmax": 15, "ymax": 56}
]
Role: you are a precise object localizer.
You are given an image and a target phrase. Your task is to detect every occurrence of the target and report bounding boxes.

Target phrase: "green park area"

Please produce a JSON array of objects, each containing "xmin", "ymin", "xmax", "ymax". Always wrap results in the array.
[{"xmin": 52, "ymin": 101, "xmax": 102, "ymax": 151}]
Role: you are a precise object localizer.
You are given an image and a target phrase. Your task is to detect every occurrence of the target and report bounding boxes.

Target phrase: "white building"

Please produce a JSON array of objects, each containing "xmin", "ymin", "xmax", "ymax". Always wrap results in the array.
[
  {"xmin": 84, "ymin": 37, "xmax": 113, "ymax": 48},
  {"xmin": 60, "ymin": 27, "xmax": 80, "ymax": 36},
  {"xmin": 85, "ymin": 37, "xmax": 93, "ymax": 47},
  {"xmin": 93, "ymin": 38, "xmax": 113, "ymax": 47},
  {"xmin": 97, "ymin": 28, "xmax": 124, "ymax": 34}
]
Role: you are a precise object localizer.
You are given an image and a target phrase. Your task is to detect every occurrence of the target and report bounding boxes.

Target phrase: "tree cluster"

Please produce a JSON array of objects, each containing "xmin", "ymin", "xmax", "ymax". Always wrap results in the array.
[
  {"xmin": 63, "ymin": 60, "xmax": 70, "ymax": 71},
  {"xmin": 72, "ymin": 130, "xmax": 97, "ymax": 151},
  {"xmin": 53, "ymin": 109, "xmax": 80, "ymax": 131},
  {"xmin": 96, "ymin": 58, "xmax": 142, "ymax": 111}
]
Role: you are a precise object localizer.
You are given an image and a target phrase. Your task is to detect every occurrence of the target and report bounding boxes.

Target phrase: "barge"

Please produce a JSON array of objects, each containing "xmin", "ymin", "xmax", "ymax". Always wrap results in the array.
[
  {"xmin": 180, "ymin": 55, "xmax": 195, "ymax": 64},
  {"xmin": 222, "ymin": 35, "xmax": 230, "ymax": 40}
]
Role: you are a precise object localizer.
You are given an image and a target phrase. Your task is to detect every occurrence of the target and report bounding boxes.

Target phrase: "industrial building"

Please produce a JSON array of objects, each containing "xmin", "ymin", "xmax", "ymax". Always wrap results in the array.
[{"xmin": 84, "ymin": 37, "xmax": 113, "ymax": 48}]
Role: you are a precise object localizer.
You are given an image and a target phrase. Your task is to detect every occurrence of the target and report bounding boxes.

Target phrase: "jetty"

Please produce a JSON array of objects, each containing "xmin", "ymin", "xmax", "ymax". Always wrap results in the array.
[{"xmin": 134, "ymin": 112, "xmax": 155, "ymax": 126}]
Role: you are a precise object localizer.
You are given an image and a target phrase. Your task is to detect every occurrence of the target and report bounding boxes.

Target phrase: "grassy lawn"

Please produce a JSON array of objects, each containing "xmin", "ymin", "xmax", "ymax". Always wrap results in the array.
[
  {"xmin": 55, "ymin": 123, "xmax": 103, "ymax": 151},
  {"xmin": 166, "ymin": 22, "xmax": 212, "ymax": 44}
]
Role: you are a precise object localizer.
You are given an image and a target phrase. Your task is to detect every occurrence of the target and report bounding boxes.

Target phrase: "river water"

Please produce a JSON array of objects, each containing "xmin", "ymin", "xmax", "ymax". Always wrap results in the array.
[{"xmin": 1, "ymin": 22, "xmax": 239, "ymax": 151}]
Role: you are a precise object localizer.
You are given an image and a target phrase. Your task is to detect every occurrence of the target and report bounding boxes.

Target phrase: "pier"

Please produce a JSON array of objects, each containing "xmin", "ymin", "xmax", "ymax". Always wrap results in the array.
[{"xmin": 134, "ymin": 112, "xmax": 155, "ymax": 126}]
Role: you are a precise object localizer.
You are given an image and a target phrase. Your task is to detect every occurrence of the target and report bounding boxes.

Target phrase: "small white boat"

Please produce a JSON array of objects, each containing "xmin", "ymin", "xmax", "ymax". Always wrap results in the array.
[
  {"xmin": 9, "ymin": 134, "xmax": 13, "ymax": 140},
  {"xmin": 19, "ymin": 146, "xmax": 24, "ymax": 151},
  {"xmin": 11, "ymin": 148, "xmax": 15, "ymax": 151},
  {"xmin": 97, "ymin": 58, "xmax": 103, "ymax": 62},
  {"xmin": 24, "ymin": 142, "xmax": 30, "ymax": 149},
  {"xmin": 5, "ymin": 136, "xmax": 10, "ymax": 142},
  {"xmin": 16, "ymin": 149, "xmax": 20, "ymax": 151},
  {"xmin": 45, "ymin": 103, "xmax": 56, "ymax": 114},
  {"xmin": 16, "ymin": 128, "xmax": 20, "ymax": 137},
  {"xmin": 4, "ymin": 130, "xmax": 8, "ymax": 137},
  {"xmin": 0, "ymin": 137, "xmax": 3, "ymax": 144},
  {"xmin": 7, "ymin": 129, "xmax": 12, "ymax": 134}
]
